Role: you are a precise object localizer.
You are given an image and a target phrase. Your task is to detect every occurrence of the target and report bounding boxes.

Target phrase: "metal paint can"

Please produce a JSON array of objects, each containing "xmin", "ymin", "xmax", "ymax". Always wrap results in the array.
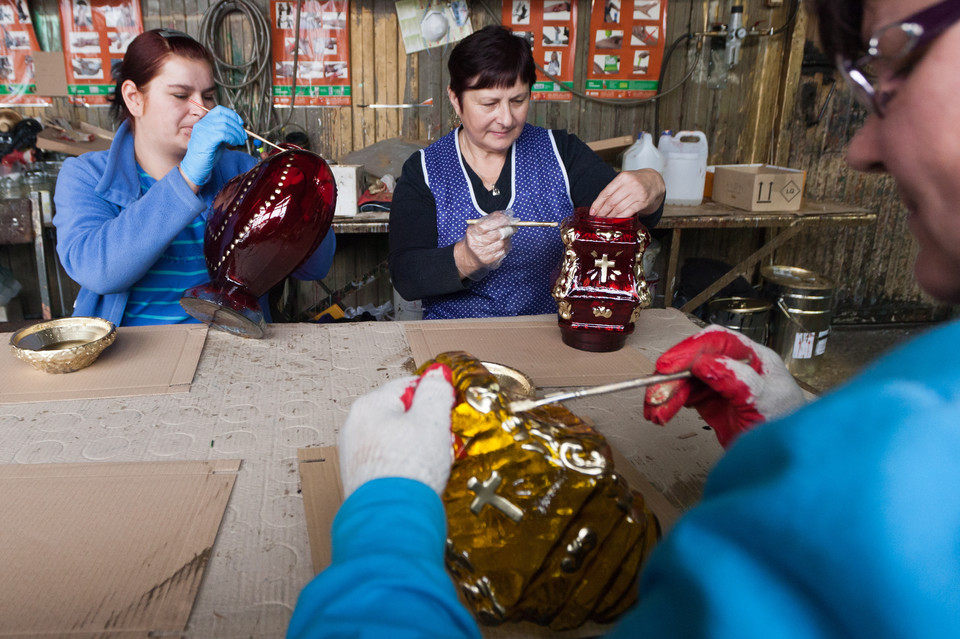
[
  {"xmin": 707, "ymin": 297, "xmax": 772, "ymax": 345},
  {"xmin": 760, "ymin": 265, "xmax": 836, "ymax": 376}
]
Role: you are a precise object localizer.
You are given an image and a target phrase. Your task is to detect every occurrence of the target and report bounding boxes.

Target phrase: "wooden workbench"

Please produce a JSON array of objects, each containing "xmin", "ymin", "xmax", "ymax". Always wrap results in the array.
[
  {"xmin": 0, "ymin": 309, "xmax": 721, "ymax": 637},
  {"xmin": 330, "ymin": 199, "xmax": 877, "ymax": 314},
  {"xmin": 657, "ymin": 199, "xmax": 876, "ymax": 312}
]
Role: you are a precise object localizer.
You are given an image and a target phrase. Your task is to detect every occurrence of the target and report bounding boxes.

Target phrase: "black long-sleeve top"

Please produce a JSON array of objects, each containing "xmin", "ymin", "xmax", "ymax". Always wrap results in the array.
[{"xmin": 389, "ymin": 129, "xmax": 663, "ymax": 301}]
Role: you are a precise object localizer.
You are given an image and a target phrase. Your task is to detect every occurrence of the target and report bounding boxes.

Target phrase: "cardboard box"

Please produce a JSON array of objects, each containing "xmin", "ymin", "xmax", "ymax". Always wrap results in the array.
[
  {"xmin": 331, "ymin": 164, "xmax": 362, "ymax": 217},
  {"xmin": 711, "ymin": 164, "xmax": 807, "ymax": 211}
]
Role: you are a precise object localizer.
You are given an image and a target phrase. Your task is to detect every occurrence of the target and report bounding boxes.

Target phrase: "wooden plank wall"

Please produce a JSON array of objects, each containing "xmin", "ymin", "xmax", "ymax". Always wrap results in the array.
[
  {"xmin": 14, "ymin": 0, "xmax": 956, "ymax": 322},
  {"xmin": 772, "ymin": 16, "xmax": 956, "ymax": 323}
]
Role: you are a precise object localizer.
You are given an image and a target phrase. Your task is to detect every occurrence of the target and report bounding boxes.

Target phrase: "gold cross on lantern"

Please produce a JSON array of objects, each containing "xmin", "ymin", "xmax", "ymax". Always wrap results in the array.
[{"xmin": 594, "ymin": 253, "xmax": 615, "ymax": 283}]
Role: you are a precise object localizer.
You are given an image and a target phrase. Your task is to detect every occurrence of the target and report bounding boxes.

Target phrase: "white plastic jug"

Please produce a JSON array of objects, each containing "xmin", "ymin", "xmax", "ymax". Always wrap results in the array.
[
  {"xmin": 659, "ymin": 130, "xmax": 708, "ymax": 206},
  {"xmin": 622, "ymin": 132, "xmax": 665, "ymax": 173}
]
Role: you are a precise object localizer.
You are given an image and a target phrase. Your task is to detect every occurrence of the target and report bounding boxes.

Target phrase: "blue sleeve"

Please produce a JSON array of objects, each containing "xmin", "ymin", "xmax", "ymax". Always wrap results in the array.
[
  {"xmin": 288, "ymin": 478, "xmax": 482, "ymax": 639},
  {"xmin": 54, "ymin": 160, "xmax": 207, "ymax": 294},
  {"xmin": 291, "ymin": 229, "xmax": 336, "ymax": 281},
  {"xmin": 610, "ymin": 328, "xmax": 960, "ymax": 638}
]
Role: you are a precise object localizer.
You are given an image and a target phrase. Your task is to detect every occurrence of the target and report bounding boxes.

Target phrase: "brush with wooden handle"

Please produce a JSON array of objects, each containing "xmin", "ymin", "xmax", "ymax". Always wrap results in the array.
[{"xmin": 188, "ymin": 100, "xmax": 284, "ymax": 152}]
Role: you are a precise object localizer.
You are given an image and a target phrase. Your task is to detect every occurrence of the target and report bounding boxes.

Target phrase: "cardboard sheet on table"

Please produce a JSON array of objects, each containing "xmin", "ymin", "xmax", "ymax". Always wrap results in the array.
[
  {"xmin": 405, "ymin": 316, "xmax": 653, "ymax": 387},
  {"xmin": 0, "ymin": 324, "xmax": 208, "ymax": 404},
  {"xmin": 0, "ymin": 459, "xmax": 240, "ymax": 638},
  {"xmin": 297, "ymin": 446, "xmax": 678, "ymax": 639}
]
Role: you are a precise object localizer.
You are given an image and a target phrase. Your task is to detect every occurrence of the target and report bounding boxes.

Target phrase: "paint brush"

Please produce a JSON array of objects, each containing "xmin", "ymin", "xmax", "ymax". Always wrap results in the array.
[
  {"xmin": 466, "ymin": 219, "xmax": 559, "ymax": 227},
  {"xmin": 508, "ymin": 370, "xmax": 692, "ymax": 413},
  {"xmin": 188, "ymin": 99, "xmax": 284, "ymax": 152}
]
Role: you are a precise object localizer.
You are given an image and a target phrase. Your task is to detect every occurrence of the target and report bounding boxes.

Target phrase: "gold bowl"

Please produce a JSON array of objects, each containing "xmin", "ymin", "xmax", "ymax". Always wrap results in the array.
[
  {"xmin": 9, "ymin": 317, "xmax": 117, "ymax": 374},
  {"xmin": 481, "ymin": 361, "xmax": 536, "ymax": 400}
]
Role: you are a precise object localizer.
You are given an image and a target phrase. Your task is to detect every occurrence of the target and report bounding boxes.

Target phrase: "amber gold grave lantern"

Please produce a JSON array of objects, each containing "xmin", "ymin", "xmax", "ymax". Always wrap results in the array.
[
  {"xmin": 551, "ymin": 207, "xmax": 652, "ymax": 352},
  {"xmin": 422, "ymin": 352, "xmax": 660, "ymax": 630},
  {"xmin": 180, "ymin": 146, "xmax": 336, "ymax": 338}
]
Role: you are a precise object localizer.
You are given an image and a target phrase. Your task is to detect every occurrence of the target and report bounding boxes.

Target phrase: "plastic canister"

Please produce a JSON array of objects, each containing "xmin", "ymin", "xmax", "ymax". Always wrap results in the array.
[
  {"xmin": 760, "ymin": 265, "xmax": 836, "ymax": 376},
  {"xmin": 659, "ymin": 130, "xmax": 708, "ymax": 206},
  {"xmin": 622, "ymin": 132, "xmax": 665, "ymax": 173}
]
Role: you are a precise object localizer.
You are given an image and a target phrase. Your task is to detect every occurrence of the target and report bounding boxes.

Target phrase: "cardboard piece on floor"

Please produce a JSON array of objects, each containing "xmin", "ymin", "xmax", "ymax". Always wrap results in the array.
[
  {"xmin": 0, "ymin": 324, "xmax": 208, "ymax": 404},
  {"xmin": 405, "ymin": 315, "xmax": 654, "ymax": 387},
  {"xmin": 297, "ymin": 446, "xmax": 679, "ymax": 638},
  {"xmin": 0, "ymin": 459, "xmax": 240, "ymax": 637}
]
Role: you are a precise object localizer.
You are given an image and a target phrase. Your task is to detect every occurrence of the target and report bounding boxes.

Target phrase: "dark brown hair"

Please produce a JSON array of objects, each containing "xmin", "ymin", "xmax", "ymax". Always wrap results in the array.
[
  {"xmin": 110, "ymin": 28, "xmax": 214, "ymax": 124},
  {"xmin": 809, "ymin": 0, "xmax": 864, "ymax": 60},
  {"xmin": 448, "ymin": 25, "xmax": 537, "ymax": 103}
]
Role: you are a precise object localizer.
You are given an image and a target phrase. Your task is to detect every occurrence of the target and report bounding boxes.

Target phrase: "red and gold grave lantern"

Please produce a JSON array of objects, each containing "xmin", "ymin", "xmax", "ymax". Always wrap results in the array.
[{"xmin": 551, "ymin": 207, "xmax": 652, "ymax": 352}]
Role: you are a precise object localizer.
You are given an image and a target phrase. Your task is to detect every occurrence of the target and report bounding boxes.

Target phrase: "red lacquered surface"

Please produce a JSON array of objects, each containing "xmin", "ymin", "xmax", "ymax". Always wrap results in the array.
[
  {"xmin": 181, "ymin": 145, "xmax": 337, "ymax": 338},
  {"xmin": 551, "ymin": 207, "xmax": 652, "ymax": 352}
]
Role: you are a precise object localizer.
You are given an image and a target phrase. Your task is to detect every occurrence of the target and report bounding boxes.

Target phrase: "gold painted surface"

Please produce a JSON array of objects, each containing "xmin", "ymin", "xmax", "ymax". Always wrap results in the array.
[
  {"xmin": 9, "ymin": 317, "xmax": 117, "ymax": 374},
  {"xmin": 421, "ymin": 352, "xmax": 660, "ymax": 630}
]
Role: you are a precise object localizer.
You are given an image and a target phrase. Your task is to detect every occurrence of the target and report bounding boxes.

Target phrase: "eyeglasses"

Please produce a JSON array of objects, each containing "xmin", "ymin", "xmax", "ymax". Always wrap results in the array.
[
  {"xmin": 836, "ymin": 0, "xmax": 960, "ymax": 116},
  {"xmin": 156, "ymin": 28, "xmax": 191, "ymax": 40}
]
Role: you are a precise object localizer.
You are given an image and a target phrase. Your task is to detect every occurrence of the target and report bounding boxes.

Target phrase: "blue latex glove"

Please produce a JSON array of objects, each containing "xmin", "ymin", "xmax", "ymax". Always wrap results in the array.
[{"xmin": 179, "ymin": 106, "xmax": 248, "ymax": 186}]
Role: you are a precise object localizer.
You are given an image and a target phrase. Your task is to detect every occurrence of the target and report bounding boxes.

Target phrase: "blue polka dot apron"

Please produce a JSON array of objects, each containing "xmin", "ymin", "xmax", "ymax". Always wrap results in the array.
[{"xmin": 421, "ymin": 124, "xmax": 573, "ymax": 319}]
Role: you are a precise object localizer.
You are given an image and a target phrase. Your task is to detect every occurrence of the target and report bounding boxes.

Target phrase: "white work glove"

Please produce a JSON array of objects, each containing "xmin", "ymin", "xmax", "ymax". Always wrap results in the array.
[
  {"xmin": 338, "ymin": 365, "xmax": 456, "ymax": 498},
  {"xmin": 456, "ymin": 210, "xmax": 516, "ymax": 281},
  {"xmin": 644, "ymin": 325, "xmax": 805, "ymax": 449}
]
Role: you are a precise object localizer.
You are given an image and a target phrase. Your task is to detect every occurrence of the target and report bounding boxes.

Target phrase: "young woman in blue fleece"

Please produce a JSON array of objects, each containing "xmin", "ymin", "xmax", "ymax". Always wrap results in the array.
[
  {"xmin": 53, "ymin": 29, "xmax": 335, "ymax": 326},
  {"xmin": 287, "ymin": 1, "xmax": 960, "ymax": 635}
]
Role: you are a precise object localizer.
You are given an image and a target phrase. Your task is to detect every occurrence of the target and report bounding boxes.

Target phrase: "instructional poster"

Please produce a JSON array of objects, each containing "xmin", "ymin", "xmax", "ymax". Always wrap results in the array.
[
  {"xmin": 502, "ymin": 1, "xmax": 576, "ymax": 101},
  {"xmin": 58, "ymin": 0, "xmax": 142, "ymax": 106},
  {"xmin": 585, "ymin": 0, "xmax": 667, "ymax": 99},
  {"xmin": 271, "ymin": 0, "xmax": 350, "ymax": 107},
  {"xmin": 0, "ymin": 0, "xmax": 49, "ymax": 106}
]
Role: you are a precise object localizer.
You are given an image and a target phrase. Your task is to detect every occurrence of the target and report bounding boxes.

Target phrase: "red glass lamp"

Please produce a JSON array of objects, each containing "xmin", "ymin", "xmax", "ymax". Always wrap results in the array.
[
  {"xmin": 180, "ymin": 146, "xmax": 337, "ymax": 338},
  {"xmin": 551, "ymin": 207, "xmax": 652, "ymax": 352}
]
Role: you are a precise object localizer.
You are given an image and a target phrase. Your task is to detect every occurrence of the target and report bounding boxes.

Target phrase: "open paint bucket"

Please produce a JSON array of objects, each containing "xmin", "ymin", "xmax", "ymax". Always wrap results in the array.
[
  {"xmin": 760, "ymin": 265, "xmax": 836, "ymax": 376},
  {"xmin": 707, "ymin": 296, "xmax": 772, "ymax": 345}
]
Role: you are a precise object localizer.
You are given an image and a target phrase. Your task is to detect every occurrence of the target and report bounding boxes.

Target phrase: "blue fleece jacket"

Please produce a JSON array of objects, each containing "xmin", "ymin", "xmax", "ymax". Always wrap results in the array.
[
  {"xmin": 53, "ymin": 120, "xmax": 335, "ymax": 324},
  {"xmin": 289, "ymin": 319, "xmax": 960, "ymax": 638}
]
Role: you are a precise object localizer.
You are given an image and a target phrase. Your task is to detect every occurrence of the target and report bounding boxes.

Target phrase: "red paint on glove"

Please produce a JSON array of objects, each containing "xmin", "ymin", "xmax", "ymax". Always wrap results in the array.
[
  {"xmin": 644, "ymin": 326, "xmax": 804, "ymax": 449},
  {"xmin": 400, "ymin": 363, "xmax": 454, "ymax": 411}
]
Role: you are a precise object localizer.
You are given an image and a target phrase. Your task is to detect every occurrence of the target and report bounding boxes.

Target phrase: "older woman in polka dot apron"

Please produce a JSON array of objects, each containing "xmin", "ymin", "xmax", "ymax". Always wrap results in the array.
[{"xmin": 390, "ymin": 25, "xmax": 665, "ymax": 320}]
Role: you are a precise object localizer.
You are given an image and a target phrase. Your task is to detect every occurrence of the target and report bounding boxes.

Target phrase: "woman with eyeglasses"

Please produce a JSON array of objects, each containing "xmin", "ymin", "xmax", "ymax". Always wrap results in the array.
[
  {"xmin": 288, "ymin": 1, "xmax": 960, "ymax": 637},
  {"xmin": 54, "ymin": 29, "xmax": 335, "ymax": 325}
]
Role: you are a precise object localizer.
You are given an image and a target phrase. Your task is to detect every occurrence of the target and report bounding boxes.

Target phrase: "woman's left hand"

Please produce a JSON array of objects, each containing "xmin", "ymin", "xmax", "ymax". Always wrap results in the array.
[{"xmin": 590, "ymin": 168, "xmax": 666, "ymax": 218}]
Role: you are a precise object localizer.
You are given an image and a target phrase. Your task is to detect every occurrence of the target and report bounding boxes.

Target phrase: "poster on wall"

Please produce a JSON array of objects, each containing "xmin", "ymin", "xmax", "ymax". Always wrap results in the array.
[
  {"xmin": 58, "ymin": 0, "xmax": 142, "ymax": 106},
  {"xmin": 501, "ymin": 1, "xmax": 576, "ymax": 101},
  {"xmin": 585, "ymin": 0, "xmax": 667, "ymax": 99},
  {"xmin": 396, "ymin": 0, "xmax": 472, "ymax": 54},
  {"xmin": 0, "ymin": 0, "xmax": 49, "ymax": 106},
  {"xmin": 271, "ymin": 0, "xmax": 351, "ymax": 107}
]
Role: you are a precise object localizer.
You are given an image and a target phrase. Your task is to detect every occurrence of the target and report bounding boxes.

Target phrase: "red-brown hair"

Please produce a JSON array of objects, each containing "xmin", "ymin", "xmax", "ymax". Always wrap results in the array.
[{"xmin": 111, "ymin": 29, "xmax": 214, "ymax": 124}]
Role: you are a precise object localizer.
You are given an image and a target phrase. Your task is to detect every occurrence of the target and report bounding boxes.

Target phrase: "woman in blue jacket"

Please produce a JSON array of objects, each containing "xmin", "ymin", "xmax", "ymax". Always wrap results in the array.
[
  {"xmin": 54, "ymin": 29, "xmax": 335, "ymax": 325},
  {"xmin": 288, "ymin": 1, "xmax": 960, "ymax": 637}
]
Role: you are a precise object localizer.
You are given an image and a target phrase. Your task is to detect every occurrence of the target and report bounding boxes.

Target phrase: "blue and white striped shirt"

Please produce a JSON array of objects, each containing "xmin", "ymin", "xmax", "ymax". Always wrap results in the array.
[{"xmin": 121, "ymin": 169, "xmax": 207, "ymax": 325}]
